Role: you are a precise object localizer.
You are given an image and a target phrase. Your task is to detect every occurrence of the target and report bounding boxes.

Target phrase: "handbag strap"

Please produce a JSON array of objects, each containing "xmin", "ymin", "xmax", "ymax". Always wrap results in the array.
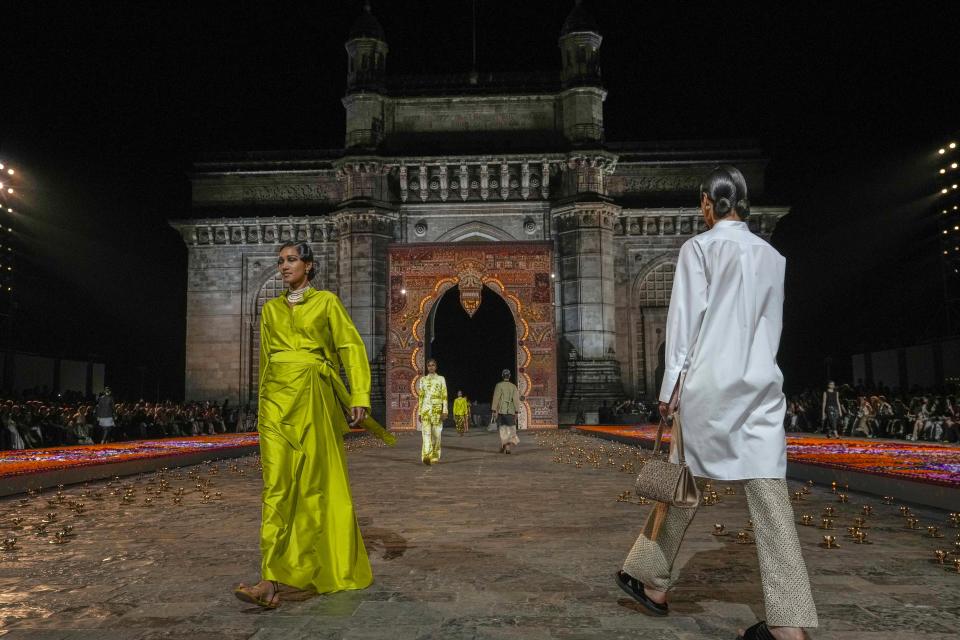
[{"xmin": 652, "ymin": 371, "xmax": 687, "ymax": 465}]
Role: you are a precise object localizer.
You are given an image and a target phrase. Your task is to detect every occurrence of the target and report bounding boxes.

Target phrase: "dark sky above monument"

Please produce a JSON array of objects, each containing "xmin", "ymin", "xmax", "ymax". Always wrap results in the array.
[{"xmin": 1, "ymin": 1, "xmax": 957, "ymax": 399}]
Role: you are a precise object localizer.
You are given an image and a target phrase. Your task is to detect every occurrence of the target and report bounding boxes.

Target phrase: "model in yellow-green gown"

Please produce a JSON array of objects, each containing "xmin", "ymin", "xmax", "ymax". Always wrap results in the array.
[
  {"xmin": 417, "ymin": 358, "xmax": 448, "ymax": 464},
  {"xmin": 453, "ymin": 391, "xmax": 470, "ymax": 435},
  {"xmin": 253, "ymin": 279, "xmax": 393, "ymax": 599}
]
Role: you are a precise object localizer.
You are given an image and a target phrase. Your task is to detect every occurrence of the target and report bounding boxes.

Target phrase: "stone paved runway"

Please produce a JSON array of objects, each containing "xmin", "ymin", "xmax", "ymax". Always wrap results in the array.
[{"xmin": 0, "ymin": 429, "xmax": 958, "ymax": 639}]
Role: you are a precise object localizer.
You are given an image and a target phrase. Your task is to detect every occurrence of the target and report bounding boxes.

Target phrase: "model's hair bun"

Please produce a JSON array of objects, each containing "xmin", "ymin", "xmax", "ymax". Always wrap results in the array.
[
  {"xmin": 699, "ymin": 165, "xmax": 751, "ymax": 220},
  {"xmin": 735, "ymin": 198, "xmax": 751, "ymax": 217},
  {"xmin": 714, "ymin": 197, "xmax": 732, "ymax": 216}
]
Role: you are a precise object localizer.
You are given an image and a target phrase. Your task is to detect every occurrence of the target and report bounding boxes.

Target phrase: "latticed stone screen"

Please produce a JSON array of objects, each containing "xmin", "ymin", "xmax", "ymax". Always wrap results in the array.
[{"xmin": 636, "ymin": 263, "xmax": 675, "ymax": 307}]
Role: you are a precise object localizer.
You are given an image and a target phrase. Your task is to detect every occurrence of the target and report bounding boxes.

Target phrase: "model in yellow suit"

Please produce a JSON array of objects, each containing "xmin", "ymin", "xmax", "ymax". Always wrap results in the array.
[
  {"xmin": 417, "ymin": 358, "xmax": 448, "ymax": 464},
  {"xmin": 453, "ymin": 390, "xmax": 470, "ymax": 436},
  {"xmin": 234, "ymin": 242, "xmax": 394, "ymax": 610}
]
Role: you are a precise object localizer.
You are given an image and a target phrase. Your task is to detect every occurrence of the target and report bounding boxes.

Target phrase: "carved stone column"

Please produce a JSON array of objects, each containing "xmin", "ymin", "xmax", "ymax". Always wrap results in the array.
[
  {"xmin": 521, "ymin": 162, "xmax": 531, "ymax": 200},
  {"xmin": 552, "ymin": 199, "xmax": 624, "ymax": 418},
  {"xmin": 399, "ymin": 165, "xmax": 408, "ymax": 203},
  {"xmin": 439, "ymin": 164, "xmax": 448, "ymax": 202},
  {"xmin": 500, "ymin": 161, "xmax": 510, "ymax": 200},
  {"xmin": 418, "ymin": 163, "xmax": 428, "ymax": 202},
  {"xmin": 333, "ymin": 208, "xmax": 397, "ymax": 423},
  {"xmin": 480, "ymin": 165, "xmax": 490, "ymax": 201},
  {"xmin": 458, "ymin": 163, "xmax": 469, "ymax": 201}
]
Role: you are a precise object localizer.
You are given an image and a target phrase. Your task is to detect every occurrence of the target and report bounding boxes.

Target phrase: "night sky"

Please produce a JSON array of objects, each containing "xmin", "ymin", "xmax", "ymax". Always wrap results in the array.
[{"xmin": 1, "ymin": 1, "xmax": 957, "ymax": 399}]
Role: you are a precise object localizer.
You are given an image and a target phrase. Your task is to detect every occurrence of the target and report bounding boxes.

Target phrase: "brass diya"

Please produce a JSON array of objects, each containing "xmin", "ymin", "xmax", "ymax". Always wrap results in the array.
[
  {"xmin": 862, "ymin": 505, "xmax": 873, "ymax": 517},
  {"xmin": 927, "ymin": 526, "xmax": 945, "ymax": 539},
  {"xmin": 49, "ymin": 530, "xmax": 68, "ymax": 545},
  {"xmin": 853, "ymin": 531, "xmax": 871, "ymax": 544},
  {"xmin": 819, "ymin": 518, "xmax": 835, "ymax": 530},
  {"xmin": 954, "ymin": 558, "xmax": 960, "ymax": 574},
  {"xmin": 853, "ymin": 517, "xmax": 869, "ymax": 529},
  {"xmin": 820, "ymin": 535, "xmax": 839, "ymax": 548},
  {"xmin": 736, "ymin": 530, "xmax": 754, "ymax": 545},
  {"xmin": 724, "ymin": 486, "xmax": 736, "ymax": 495},
  {"xmin": 830, "ymin": 481, "xmax": 838, "ymax": 494},
  {"xmin": 712, "ymin": 524, "xmax": 728, "ymax": 537},
  {"xmin": 636, "ymin": 496, "xmax": 650, "ymax": 505},
  {"xmin": 905, "ymin": 518, "xmax": 920, "ymax": 530},
  {"xmin": 882, "ymin": 496, "xmax": 895, "ymax": 505},
  {"xmin": 799, "ymin": 514, "xmax": 815, "ymax": 526},
  {"xmin": 9, "ymin": 515, "xmax": 24, "ymax": 528},
  {"xmin": 837, "ymin": 493, "xmax": 849, "ymax": 503},
  {"xmin": 822, "ymin": 507, "xmax": 837, "ymax": 518},
  {"xmin": 745, "ymin": 519, "xmax": 754, "ymax": 531},
  {"xmin": 792, "ymin": 491, "xmax": 804, "ymax": 502},
  {"xmin": 0, "ymin": 537, "xmax": 17, "ymax": 552},
  {"xmin": 34, "ymin": 522, "xmax": 48, "ymax": 536},
  {"xmin": 934, "ymin": 549, "xmax": 948, "ymax": 565}
]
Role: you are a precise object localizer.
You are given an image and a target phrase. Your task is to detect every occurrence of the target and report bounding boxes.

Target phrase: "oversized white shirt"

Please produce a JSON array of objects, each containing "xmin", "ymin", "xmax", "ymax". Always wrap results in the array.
[{"xmin": 659, "ymin": 219, "xmax": 787, "ymax": 480}]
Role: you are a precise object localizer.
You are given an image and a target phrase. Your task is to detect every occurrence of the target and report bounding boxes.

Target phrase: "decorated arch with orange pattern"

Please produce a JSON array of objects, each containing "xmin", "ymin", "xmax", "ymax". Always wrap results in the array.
[{"xmin": 386, "ymin": 242, "xmax": 557, "ymax": 430}]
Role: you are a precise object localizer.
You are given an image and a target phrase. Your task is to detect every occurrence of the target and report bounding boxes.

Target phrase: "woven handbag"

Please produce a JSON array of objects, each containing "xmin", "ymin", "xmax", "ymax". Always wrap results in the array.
[{"xmin": 634, "ymin": 373, "xmax": 700, "ymax": 508}]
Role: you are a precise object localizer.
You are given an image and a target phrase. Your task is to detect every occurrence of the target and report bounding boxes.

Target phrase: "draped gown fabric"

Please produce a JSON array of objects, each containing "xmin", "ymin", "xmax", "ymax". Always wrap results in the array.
[
  {"xmin": 257, "ymin": 287, "xmax": 376, "ymax": 594},
  {"xmin": 659, "ymin": 220, "xmax": 788, "ymax": 480}
]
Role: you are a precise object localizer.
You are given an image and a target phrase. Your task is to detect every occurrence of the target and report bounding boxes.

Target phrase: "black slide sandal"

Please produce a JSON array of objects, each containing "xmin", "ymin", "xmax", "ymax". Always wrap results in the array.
[
  {"xmin": 737, "ymin": 621, "xmax": 776, "ymax": 640},
  {"xmin": 614, "ymin": 570, "xmax": 668, "ymax": 616}
]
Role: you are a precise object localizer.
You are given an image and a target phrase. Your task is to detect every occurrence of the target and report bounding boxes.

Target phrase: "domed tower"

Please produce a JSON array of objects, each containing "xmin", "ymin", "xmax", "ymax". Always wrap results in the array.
[
  {"xmin": 558, "ymin": 0, "xmax": 605, "ymax": 146},
  {"xmin": 343, "ymin": 1, "xmax": 388, "ymax": 149}
]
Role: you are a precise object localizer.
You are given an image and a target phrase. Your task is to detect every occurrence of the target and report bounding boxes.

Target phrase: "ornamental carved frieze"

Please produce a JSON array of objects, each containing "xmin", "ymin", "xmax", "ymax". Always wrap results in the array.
[
  {"xmin": 333, "ymin": 211, "xmax": 396, "ymax": 237},
  {"xmin": 241, "ymin": 184, "xmax": 330, "ymax": 202},
  {"xmin": 552, "ymin": 204, "xmax": 620, "ymax": 232},
  {"xmin": 172, "ymin": 219, "xmax": 335, "ymax": 246}
]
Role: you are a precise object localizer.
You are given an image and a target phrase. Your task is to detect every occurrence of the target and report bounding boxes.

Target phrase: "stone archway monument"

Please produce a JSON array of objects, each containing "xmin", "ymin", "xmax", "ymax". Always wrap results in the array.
[{"xmin": 386, "ymin": 242, "xmax": 558, "ymax": 430}]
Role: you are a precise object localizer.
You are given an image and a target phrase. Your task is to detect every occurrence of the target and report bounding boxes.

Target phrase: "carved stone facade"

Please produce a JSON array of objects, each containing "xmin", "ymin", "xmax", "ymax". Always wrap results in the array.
[{"xmin": 170, "ymin": 3, "xmax": 788, "ymax": 424}]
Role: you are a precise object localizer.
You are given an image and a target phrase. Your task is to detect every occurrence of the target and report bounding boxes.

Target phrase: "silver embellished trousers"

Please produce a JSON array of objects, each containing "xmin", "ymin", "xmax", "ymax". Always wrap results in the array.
[{"xmin": 622, "ymin": 478, "xmax": 818, "ymax": 628}]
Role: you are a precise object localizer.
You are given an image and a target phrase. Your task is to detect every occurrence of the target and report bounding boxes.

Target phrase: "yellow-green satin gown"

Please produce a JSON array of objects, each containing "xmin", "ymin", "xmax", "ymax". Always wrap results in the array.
[{"xmin": 257, "ymin": 287, "xmax": 392, "ymax": 594}]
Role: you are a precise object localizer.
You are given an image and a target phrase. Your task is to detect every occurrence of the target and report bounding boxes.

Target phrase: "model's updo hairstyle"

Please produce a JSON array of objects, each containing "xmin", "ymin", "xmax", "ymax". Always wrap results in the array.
[
  {"xmin": 700, "ymin": 165, "xmax": 751, "ymax": 219},
  {"xmin": 279, "ymin": 241, "xmax": 317, "ymax": 280}
]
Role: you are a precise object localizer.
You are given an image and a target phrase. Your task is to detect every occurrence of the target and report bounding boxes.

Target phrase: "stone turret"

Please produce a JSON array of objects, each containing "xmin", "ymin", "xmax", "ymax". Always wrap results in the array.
[
  {"xmin": 343, "ymin": 1, "xmax": 388, "ymax": 149},
  {"xmin": 558, "ymin": 0, "xmax": 605, "ymax": 147}
]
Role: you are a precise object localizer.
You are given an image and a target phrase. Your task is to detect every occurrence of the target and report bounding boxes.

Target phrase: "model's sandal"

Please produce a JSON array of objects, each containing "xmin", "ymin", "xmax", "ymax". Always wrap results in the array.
[
  {"xmin": 234, "ymin": 580, "xmax": 280, "ymax": 609},
  {"xmin": 614, "ymin": 570, "xmax": 668, "ymax": 616},
  {"xmin": 736, "ymin": 621, "xmax": 776, "ymax": 640}
]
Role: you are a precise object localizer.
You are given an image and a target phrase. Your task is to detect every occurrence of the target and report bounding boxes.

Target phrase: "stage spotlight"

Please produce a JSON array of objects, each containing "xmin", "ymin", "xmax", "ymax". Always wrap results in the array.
[
  {"xmin": 940, "ymin": 148, "xmax": 947, "ymax": 154},
  {"xmin": 953, "ymin": 163, "xmax": 958, "ymax": 169},
  {"xmin": 943, "ymin": 169, "xmax": 948, "ymax": 174},
  {"xmin": 5, "ymin": 169, "xmax": 11, "ymax": 176},
  {"xmin": 944, "ymin": 188, "xmax": 950, "ymax": 194},
  {"xmin": 5, "ymin": 188, "xmax": 11, "ymax": 194},
  {"xmin": 952, "ymin": 142, "xmax": 958, "ymax": 149}
]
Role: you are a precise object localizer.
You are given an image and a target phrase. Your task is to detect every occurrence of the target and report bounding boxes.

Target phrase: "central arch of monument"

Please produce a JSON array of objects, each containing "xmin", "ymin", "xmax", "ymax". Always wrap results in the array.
[{"xmin": 386, "ymin": 242, "xmax": 557, "ymax": 430}]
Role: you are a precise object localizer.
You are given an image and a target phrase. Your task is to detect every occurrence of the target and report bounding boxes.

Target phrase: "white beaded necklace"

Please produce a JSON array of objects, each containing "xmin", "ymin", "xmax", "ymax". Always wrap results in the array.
[{"xmin": 287, "ymin": 285, "xmax": 310, "ymax": 304}]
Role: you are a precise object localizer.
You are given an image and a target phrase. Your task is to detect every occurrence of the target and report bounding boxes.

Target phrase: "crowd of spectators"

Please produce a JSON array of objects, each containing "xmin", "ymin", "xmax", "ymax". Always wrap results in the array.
[
  {"xmin": 0, "ymin": 388, "xmax": 253, "ymax": 451},
  {"xmin": 785, "ymin": 382, "xmax": 959, "ymax": 443}
]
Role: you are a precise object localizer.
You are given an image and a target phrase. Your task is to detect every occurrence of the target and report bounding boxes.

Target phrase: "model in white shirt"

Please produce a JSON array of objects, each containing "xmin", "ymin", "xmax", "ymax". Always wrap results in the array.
[{"xmin": 620, "ymin": 166, "xmax": 817, "ymax": 640}]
